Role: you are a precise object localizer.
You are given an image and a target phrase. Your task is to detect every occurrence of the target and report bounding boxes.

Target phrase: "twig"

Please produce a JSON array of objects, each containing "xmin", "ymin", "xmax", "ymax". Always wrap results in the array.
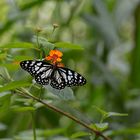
[{"xmin": 16, "ymin": 88, "xmax": 111, "ymax": 140}]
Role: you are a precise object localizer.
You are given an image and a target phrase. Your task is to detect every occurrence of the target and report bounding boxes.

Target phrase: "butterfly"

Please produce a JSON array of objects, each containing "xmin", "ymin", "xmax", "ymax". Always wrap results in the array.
[{"xmin": 20, "ymin": 60, "xmax": 86, "ymax": 90}]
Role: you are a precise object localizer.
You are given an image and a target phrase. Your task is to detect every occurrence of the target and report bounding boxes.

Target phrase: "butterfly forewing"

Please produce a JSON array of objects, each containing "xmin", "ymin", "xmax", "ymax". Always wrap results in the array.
[
  {"xmin": 20, "ymin": 60, "xmax": 52, "ymax": 76},
  {"xmin": 20, "ymin": 60, "xmax": 53, "ymax": 85}
]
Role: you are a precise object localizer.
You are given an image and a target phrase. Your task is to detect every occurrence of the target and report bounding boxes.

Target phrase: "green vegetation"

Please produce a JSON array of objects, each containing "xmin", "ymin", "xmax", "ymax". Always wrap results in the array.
[{"xmin": 0, "ymin": 0, "xmax": 140, "ymax": 139}]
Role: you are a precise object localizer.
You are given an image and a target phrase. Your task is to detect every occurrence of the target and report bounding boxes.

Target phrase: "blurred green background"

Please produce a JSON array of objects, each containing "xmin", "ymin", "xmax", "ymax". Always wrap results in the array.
[{"xmin": 0, "ymin": 0, "xmax": 140, "ymax": 140}]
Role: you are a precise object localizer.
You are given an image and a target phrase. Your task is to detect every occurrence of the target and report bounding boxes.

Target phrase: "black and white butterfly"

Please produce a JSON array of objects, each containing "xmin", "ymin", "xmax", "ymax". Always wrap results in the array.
[{"xmin": 20, "ymin": 60, "xmax": 86, "ymax": 90}]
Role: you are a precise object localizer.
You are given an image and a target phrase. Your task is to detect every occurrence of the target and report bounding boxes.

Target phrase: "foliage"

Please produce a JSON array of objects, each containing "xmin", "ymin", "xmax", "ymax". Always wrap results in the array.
[{"xmin": 0, "ymin": 0, "xmax": 140, "ymax": 140}]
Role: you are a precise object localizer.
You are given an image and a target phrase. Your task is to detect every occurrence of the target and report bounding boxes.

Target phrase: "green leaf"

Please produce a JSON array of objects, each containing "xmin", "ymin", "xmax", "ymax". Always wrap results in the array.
[
  {"xmin": 0, "ymin": 81, "xmax": 31, "ymax": 92},
  {"xmin": 33, "ymin": 36, "xmax": 48, "ymax": 43},
  {"xmin": 107, "ymin": 112, "xmax": 128, "ymax": 117},
  {"xmin": 0, "ymin": 92, "xmax": 11, "ymax": 119},
  {"xmin": 42, "ymin": 41, "xmax": 55, "ymax": 55},
  {"xmin": 92, "ymin": 105, "xmax": 108, "ymax": 116},
  {"xmin": 0, "ymin": 91, "xmax": 11, "ymax": 98},
  {"xmin": 34, "ymin": 102, "xmax": 44, "ymax": 109},
  {"xmin": 13, "ymin": 55, "xmax": 34, "ymax": 61},
  {"xmin": 93, "ymin": 106, "xmax": 128, "ymax": 119},
  {"xmin": 0, "ymin": 42, "xmax": 38, "ymax": 50},
  {"xmin": 45, "ymin": 85, "xmax": 75, "ymax": 100},
  {"xmin": 90, "ymin": 123, "xmax": 109, "ymax": 131},
  {"xmin": 17, "ymin": 128, "xmax": 66, "ymax": 138},
  {"xmin": 33, "ymin": 36, "xmax": 55, "ymax": 49},
  {"xmin": 40, "ymin": 128, "xmax": 66, "ymax": 136},
  {"xmin": 15, "ymin": 98, "xmax": 33, "ymax": 104},
  {"xmin": 71, "ymin": 131, "xmax": 90, "ymax": 138},
  {"xmin": 0, "ymin": 53, "xmax": 7, "ymax": 59},
  {"xmin": 33, "ymin": 36, "xmax": 55, "ymax": 55},
  {"xmin": 11, "ymin": 106, "xmax": 35, "ymax": 112},
  {"xmin": 55, "ymin": 42, "xmax": 84, "ymax": 50},
  {"xmin": 0, "ymin": 63, "xmax": 19, "ymax": 71}
]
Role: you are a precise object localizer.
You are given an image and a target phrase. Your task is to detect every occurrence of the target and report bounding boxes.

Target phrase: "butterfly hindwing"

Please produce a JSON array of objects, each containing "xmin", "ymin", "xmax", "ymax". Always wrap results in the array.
[
  {"xmin": 50, "ymin": 70, "xmax": 66, "ymax": 89},
  {"xmin": 35, "ymin": 68, "xmax": 53, "ymax": 85}
]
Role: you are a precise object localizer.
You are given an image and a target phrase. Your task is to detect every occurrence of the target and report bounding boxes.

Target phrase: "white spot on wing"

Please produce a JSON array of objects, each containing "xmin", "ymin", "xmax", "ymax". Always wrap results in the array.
[
  {"xmin": 37, "ymin": 62, "xmax": 42, "ymax": 66},
  {"xmin": 61, "ymin": 72, "xmax": 67, "ymax": 80},
  {"xmin": 68, "ymin": 76, "xmax": 71, "ymax": 81},
  {"xmin": 31, "ymin": 61, "xmax": 35, "ymax": 66},
  {"xmin": 35, "ymin": 66, "xmax": 39, "ymax": 71},
  {"xmin": 41, "ymin": 73, "xmax": 46, "ymax": 78},
  {"xmin": 68, "ymin": 70, "xmax": 72, "ymax": 75},
  {"xmin": 45, "ymin": 69, "xmax": 52, "ymax": 77},
  {"xmin": 38, "ymin": 67, "xmax": 46, "ymax": 72}
]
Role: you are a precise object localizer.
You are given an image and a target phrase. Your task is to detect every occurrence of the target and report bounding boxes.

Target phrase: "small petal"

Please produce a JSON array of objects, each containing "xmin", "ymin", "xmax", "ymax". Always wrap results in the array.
[
  {"xmin": 55, "ymin": 50, "xmax": 63, "ymax": 57},
  {"xmin": 45, "ymin": 49, "xmax": 63, "ymax": 64},
  {"xmin": 45, "ymin": 56, "xmax": 52, "ymax": 61},
  {"xmin": 56, "ymin": 58, "xmax": 62, "ymax": 62},
  {"xmin": 49, "ymin": 50, "xmax": 56, "ymax": 56}
]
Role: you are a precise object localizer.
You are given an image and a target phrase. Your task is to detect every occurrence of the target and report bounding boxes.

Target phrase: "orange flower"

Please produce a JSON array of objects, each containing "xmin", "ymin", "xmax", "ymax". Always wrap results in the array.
[
  {"xmin": 49, "ymin": 50, "xmax": 63, "ymax": 57},
  {"xmin": 45, "ymin": 50, "xmax": 63, "ymax": 64}
]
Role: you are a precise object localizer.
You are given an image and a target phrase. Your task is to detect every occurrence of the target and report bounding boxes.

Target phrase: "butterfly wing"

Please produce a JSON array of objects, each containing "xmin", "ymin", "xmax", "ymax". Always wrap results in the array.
[
  {"xmin": 56, "ymin": 67, "xmax": 86, "ymax": 87},
  {"xmin": 50, "ymin": 70, "xmax": 66, "ymax": 90},
  {"xmin": 20, "ymin": 60, "xmax": 53, "ymax": 85}
]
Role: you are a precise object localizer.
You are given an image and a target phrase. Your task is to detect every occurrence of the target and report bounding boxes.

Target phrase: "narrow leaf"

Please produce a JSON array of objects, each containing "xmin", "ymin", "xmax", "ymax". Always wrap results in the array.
[
  {"xmin": 107, "ymin": 112, "xmax": 128, "ymax": 117},
  {"xmin": 71, "ymin": 131, "xmax": 90, "ymax": 138},
  {"xmin": 44, "ymin": 85, "xmax": 75, "ymax": 100},
  {"xmin": 0, "ymin": 42, "xmax": 38, "ymax": 50},
  {"xmin": 13, "ymin": 55, "xmax": 34, "ymax": 61},
  {"xmin": 55, "ymin": 42, "xmax": 83, "ymax": 50},
  {"xmin": 0, "ymin": 53, "xmax": 7, "ymax": 59},
  {"xmin": 0, "ymin": 63, "xmax": 19, "ymax": 71},
  {"xmin": 12, "ymin": 106, "xmax": 35, "ymax": 112},
  {"xmin": 0, "ymin": 81, "xmax": 31, "ymax": 92},
  {"xmin": 90, "ymin": 123, "xmax": 109, "ymax": 131},
  {"xmin": 92, "ymin": 105, "xmax": 108, "ymax": 116}
]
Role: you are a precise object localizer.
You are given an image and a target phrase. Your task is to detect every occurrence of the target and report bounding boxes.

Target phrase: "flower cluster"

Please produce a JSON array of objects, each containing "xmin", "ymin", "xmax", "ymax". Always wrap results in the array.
[{"xmin": 45, "ymin": 50, "xmax": 64, "ymax": 67}]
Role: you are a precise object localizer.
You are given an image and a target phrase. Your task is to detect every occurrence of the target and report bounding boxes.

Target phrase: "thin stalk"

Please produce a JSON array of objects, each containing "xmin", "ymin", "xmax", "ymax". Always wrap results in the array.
[
  {"xmin": 36, "ymin": 31, "xmax": 42, "ymax": 59},
  {"xmin": 31, "ymin": 111, "xmax": 37, "ymax": 140}
]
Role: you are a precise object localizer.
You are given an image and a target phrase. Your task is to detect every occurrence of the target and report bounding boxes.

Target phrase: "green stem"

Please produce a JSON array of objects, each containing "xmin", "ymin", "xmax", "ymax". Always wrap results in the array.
[
  {"xmin": 36, "ymin": 32, "xmax": 40, "ymax": 48},
  {"xmin": 31, "ymin": 111, "xmax": 37, "ymax": 140},
  {"xmin": 36, "ymin": 32, "xmax": 43, "ymax": 59}
]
